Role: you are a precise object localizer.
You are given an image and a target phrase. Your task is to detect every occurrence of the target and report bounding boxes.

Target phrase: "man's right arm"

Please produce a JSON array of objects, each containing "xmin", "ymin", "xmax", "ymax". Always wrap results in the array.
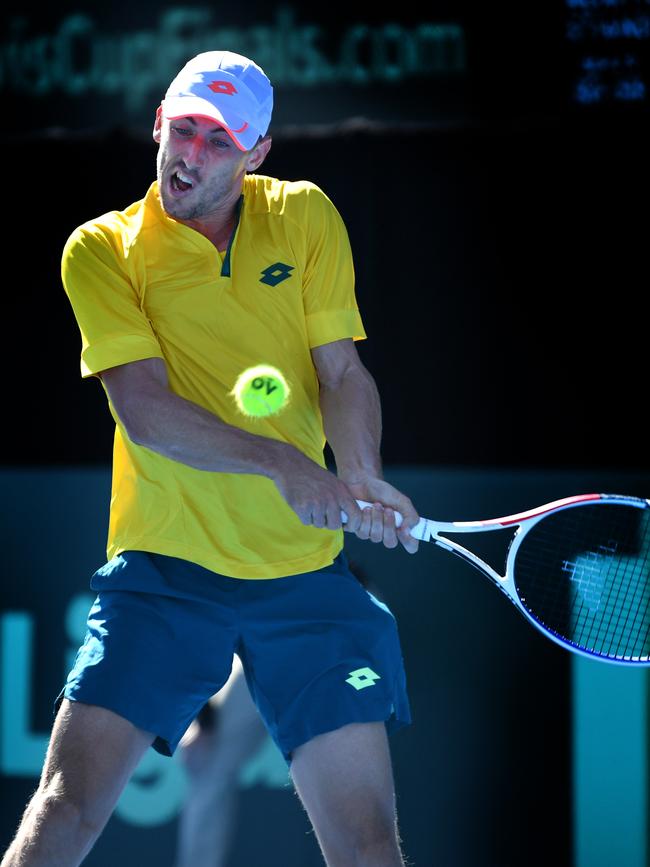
[
  {"xmin": 100, "ymin": 357, "xmax": 286, "ymax": 477},
  {"xmin": 99, "ymin": 357, "xmax": 362, "ymax": 531}
]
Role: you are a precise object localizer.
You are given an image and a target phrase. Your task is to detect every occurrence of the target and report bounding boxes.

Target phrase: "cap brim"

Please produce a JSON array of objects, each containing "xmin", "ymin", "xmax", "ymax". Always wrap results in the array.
[{"xmin": 161, "ymin": 96, "xmax": 259, "ymax": 151}]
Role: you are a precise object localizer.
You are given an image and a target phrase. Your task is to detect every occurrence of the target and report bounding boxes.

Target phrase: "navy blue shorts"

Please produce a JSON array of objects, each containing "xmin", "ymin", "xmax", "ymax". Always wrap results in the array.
[{"xmin": 56, "ymin": 550, "xmax": 411, "ymax": 764}]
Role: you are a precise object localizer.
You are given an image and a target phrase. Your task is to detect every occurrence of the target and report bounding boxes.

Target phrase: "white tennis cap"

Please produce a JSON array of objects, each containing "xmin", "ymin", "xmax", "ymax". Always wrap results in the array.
[{"xmin": 161, "ymin": 51, "xmax": 273, "ymax": 152}]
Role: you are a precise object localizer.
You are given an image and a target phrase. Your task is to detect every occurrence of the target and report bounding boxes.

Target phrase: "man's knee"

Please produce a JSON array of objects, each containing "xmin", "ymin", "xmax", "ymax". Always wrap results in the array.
[
  {"xmin": 339, "ymin": 797, "xmax": 399, "ymax": 849},
  {"xmin": 35, "ymin": 779, "xmax": 106, "ymax": 839},
  {"xmin": 312, "ymin": 802, "xmax": 403, "ymax": 867},
  {"xmin": 41, "ymin": 701, "xmax": 153, "ymax": 830},
  {"xmin": 355, "ymin": 832, "xmax": 403, "ymax": 867},
  {"xmin": 10, "ymin": 775, "xmax": 108, "ymax": 861}
]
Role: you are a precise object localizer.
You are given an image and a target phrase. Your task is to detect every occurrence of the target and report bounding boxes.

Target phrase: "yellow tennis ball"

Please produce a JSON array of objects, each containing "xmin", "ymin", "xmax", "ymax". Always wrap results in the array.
[{"xmin": 230, "ymin": 365, "xmax": 291, "ymax": 418}]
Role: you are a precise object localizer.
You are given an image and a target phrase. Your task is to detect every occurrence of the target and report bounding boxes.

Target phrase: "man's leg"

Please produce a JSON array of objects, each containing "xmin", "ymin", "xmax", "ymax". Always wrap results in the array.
[
  {"xmin": 290, "ymin": 721, "xmax": 406, "ymax": 867},
  {"xmin": 1, "ymin": 699, "xmax": 155, "ymax": 867}
]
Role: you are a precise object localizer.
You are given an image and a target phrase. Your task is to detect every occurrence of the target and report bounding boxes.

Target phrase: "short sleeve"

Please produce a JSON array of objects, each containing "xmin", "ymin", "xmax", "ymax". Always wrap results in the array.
[
  {"xmin": 301, "ymin": 187, "xmax": 367, "ymax": 348},
  {"xmin": 61, "ymin": 223, "xmax": 164, "ymax": 379}
]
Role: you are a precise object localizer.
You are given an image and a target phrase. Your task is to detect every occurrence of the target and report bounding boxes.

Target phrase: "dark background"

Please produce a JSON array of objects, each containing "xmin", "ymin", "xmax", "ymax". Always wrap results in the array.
[
  {"xmin": 0, "ymin": 3, "xmax": 648, "ymax": 865},
  {"xmin": 2, "ymin": 0, "xmax": 647, "ymax": 470}
]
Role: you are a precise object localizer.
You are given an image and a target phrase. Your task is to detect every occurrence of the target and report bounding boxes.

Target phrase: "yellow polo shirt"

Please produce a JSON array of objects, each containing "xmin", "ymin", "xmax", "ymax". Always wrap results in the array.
[{"xmin": 61, "ymin": 175, "xmax": 366, "ymax": 578}]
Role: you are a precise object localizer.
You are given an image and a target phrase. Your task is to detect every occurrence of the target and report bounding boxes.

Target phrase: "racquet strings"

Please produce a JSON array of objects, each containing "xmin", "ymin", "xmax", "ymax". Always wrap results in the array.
[{"xmin": 513, "ymin": 503, "xmax": 650, "ymax": 661}]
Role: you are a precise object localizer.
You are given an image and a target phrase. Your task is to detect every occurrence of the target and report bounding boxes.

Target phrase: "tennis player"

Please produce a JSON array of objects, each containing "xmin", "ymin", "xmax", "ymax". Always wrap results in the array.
[{"xmin": 1, "ymin": 51, "xmax": 419, "ymax": 867}]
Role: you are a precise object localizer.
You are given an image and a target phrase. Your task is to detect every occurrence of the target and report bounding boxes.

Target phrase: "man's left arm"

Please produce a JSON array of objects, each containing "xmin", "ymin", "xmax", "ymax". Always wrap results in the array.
[{"xmin": 312, "ymin": 338, "xmax": 419, "ymax": 554}]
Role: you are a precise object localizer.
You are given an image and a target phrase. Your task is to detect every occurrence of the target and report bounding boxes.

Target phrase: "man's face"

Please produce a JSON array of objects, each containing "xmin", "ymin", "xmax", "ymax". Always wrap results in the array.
[{"xmin": 154, "ymin": 111, "xmax": 261, "ymax": 220}]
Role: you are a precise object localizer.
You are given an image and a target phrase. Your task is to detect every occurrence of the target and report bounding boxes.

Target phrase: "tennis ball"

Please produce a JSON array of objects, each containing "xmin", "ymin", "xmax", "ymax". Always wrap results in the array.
[{"xmin": 230, "ymin": 365, "xmax": 291, "ymax": 418}]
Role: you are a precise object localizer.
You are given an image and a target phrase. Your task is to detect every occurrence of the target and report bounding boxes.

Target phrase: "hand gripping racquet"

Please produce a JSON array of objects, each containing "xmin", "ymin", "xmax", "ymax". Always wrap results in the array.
[{"xmin": 342, "ymin": 494, "xmax": 650, "ymax": 665}]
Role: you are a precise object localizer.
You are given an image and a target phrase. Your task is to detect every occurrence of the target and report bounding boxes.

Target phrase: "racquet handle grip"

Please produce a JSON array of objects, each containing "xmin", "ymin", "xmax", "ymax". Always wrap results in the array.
[{"xmin": 341, "ymin": 499, "xmax": 427, "ymax": 540}]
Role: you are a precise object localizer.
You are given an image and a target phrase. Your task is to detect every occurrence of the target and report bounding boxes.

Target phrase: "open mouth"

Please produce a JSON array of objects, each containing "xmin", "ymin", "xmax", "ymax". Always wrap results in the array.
[{"xmin": 170, "ymin": 170, "xmax": 195, "ymax": 193}]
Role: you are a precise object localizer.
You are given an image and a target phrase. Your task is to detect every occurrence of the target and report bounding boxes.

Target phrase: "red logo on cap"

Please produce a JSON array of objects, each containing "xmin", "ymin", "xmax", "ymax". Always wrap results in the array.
[{"xmin": 208, "ymin": 81, "xmax": 237, "ymax": 95}]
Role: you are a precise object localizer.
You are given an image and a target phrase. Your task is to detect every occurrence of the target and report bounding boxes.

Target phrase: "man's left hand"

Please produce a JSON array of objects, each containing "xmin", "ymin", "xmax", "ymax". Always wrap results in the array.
[{"xmin": 342, "ymin": 478, "xmax": 420, "ymax": 554}]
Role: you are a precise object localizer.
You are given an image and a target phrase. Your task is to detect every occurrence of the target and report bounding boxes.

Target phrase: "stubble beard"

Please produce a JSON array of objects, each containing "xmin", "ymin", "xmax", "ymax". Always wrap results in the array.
[{"xmin": 157, "ymin": 150, "xmax": 240, "ymax": 221}]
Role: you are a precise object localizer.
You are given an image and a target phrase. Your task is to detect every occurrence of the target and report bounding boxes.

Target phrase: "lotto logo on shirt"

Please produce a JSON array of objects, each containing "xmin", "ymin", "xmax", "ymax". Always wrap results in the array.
[{"xmin": 260, "ymin": 262, "xmax": 294, "ymax": 287}]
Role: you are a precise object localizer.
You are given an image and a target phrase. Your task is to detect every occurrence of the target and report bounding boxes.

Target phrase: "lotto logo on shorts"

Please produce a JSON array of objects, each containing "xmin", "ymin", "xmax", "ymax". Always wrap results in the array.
[{"xmin": 345, "ymin": 667, "xmax": 381, "ymax": 690}]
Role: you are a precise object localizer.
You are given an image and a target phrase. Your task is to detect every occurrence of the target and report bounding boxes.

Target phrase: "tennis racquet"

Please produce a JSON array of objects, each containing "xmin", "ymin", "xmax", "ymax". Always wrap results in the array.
[{"xmin": 342, "ymin": 493, "xmax": 650, "ymax": 665}]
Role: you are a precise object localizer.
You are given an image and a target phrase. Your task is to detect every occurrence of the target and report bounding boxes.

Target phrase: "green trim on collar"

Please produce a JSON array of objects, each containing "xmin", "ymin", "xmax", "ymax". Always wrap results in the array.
[{"xmin": 220, "ymin": 195, "xmax": 243, "ymax": 278}]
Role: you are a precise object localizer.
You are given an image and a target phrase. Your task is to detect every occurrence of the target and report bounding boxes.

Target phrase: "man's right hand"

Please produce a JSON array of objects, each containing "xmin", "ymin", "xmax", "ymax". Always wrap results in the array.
[{"xmin": 270, "ymin": 446, "xmax": 363, "ymax": 533}]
